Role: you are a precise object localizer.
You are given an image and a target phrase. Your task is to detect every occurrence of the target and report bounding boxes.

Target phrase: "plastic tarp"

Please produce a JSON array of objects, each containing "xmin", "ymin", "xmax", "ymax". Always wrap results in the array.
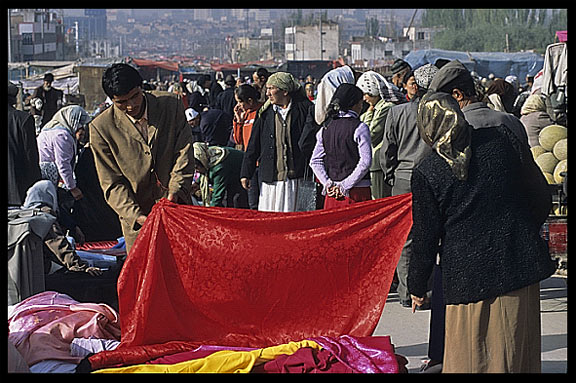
[
  {"xmin": 131, "ymin": 58, "xmax": 180, "ymax": 72},
  {"xmin": 116, "ymin": 195, "xmax": 413, "ymax": 349},
  {"xmin": 404, "ymin": 48, "xmax": 544, "ymax": 80}
]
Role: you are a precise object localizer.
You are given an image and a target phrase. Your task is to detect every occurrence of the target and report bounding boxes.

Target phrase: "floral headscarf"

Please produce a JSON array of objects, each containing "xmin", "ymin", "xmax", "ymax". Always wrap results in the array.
[
  {"xmin": 417, "ymin": 92, "xmax": 472, "ymax": 181},
  {"xmin": 356, "ymin": 70, "xmax": 403, "ymax": 103},
  {"xmin": 193, "ymin": 142, "xmax": 228, "ymax": 207}
]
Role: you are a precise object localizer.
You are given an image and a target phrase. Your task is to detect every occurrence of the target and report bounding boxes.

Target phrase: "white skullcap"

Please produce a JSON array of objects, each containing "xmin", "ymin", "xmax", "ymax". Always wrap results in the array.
[{"xmin": 185, "ymin": 108, "xmax": 199, "ymax": 121}]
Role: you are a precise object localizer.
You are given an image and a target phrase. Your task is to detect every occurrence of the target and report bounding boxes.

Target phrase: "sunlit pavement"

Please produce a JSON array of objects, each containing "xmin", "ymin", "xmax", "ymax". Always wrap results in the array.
[{"xmin": 373, "ymin": 275, "xmax": 567, "ymax": 373}]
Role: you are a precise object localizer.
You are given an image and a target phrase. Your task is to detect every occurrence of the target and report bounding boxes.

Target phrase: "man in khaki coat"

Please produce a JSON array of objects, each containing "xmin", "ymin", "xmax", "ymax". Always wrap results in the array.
[{"xmin": 89, "ymin": 63, "xmax": 194, "ymax": 253}]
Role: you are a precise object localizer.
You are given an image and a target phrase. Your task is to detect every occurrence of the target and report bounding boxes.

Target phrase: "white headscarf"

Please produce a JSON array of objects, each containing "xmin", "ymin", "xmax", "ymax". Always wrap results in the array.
[
  {"xmin": 41, "ymin": 105, "xmax": 91, "ymax": 137},
  {"xmin": 314, "ymin": 66, "xmax": 355, "ymax": 125},
  {"xmin": 356, "ymin": 70, "xmax": 403, "ymax": 103},
  {"xmin": 22, "ymin": 180, "xmax": 59, "ymax": 213}
]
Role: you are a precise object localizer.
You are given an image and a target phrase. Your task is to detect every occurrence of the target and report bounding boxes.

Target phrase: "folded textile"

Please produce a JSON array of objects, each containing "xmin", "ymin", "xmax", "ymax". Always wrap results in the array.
[
  {"xmin": 310, "ymin": 335, "xmax": 401, "ymax": 373},
  {"xmin": 252, "ymin": 347, "xmax": 355, "ymax": 373},
  {"xmin": 88, "ymin": 340, "xmax": 204, "ymax": 370},
  {"xmin": 118, "ymin": 195, "xmax": 412, "ymax": 349},
  {"xmin": 70, "ymin": 338, "xmax": 121, "ymax": 358},
  {"xmin": 93, "ymin": 340, "xmax": 321, "ymax": 373},
  {"xmin": 8, "ymin": 291, "xmax": 121, "ymax": 366},
  {"xmin": 88, "ymin": 335, "xmax": 404, "ymax": 373},
  {"xmin": 147, "ymin": 344, "xmax": 258, "ymax": 365}
]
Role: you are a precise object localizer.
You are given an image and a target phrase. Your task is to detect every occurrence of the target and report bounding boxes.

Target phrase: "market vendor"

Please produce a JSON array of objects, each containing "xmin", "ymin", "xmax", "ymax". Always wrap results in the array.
[
  {"xmin": 21, "ymin": 180, "xmax": 102, "ymax": 276},
  {"xmin": 193, "ymin": 142, "xmax": 248, "ymax": 209},
  {"xmin": 89, "ymin": 63, "xmax": 195, "ymax": 253}
]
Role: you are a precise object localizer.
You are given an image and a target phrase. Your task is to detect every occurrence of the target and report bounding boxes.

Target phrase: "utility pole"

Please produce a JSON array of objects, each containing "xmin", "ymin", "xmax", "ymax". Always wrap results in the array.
[
  {"xmin": 75, "ymin": 21, "xmax": 79, "ymax": 57},
  {"xmin": 319, "ymin": 12, "xmax": 326, "ymax": 61},
  {"xmin": 8, "ymin": 9, "xmax": 12, "ymax": 63}
]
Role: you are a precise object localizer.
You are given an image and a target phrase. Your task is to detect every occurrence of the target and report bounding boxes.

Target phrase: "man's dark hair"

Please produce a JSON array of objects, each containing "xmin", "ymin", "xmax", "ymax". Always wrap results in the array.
[
  {"xmin": 438, "ymin": 75, "xmax": 477, "ymax": 99},
  {"xmin": 197, "ymin": 74, "xmax": 211, "ymax": 87},
  {"xmin": 235, "ymin": 84, "xmax": 261, "ymax": 103},
  {"xmin": 256, "ymin": 68, "xmax": 270, "ymax": 80},
  {"xmin": 102, "ymin": 63, "xmax": 143, "ymax": 98},
  {"xmin": 43, "ymin": 73, "xmax": 54, "ymax": 82}
]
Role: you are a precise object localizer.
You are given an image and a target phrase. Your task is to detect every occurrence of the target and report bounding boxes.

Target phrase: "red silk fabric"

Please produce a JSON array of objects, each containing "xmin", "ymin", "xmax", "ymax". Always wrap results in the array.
[{"xmin": 117, "ymin": 194, "xmax": 412, "ymax": 349}]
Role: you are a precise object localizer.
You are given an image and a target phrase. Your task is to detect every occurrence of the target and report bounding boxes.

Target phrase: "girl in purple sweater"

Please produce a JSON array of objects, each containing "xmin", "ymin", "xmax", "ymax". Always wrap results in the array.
[{"xmin": 309, "ymin": 84, "xmax": 372, "ymax": 209}]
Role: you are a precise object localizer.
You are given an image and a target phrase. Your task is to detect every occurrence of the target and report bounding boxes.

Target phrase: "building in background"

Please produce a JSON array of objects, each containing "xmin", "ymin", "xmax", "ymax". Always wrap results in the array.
[
  {"xmin": 285, "ymin": 22, "xmax": 339, "ymax": 61},
  {"xmin": 8, "ymin": 9, "xmax": 65, "ymax": 62}
]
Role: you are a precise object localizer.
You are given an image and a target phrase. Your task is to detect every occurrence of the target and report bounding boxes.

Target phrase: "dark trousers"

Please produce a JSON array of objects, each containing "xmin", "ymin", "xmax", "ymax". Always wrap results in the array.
[
  {"xmin": 428, "ymin": 264, "xmax": 445, "ymax": 362},
  {"xmin": 248, "ymin": 168, "xmax": 260, "ymax": 210}
]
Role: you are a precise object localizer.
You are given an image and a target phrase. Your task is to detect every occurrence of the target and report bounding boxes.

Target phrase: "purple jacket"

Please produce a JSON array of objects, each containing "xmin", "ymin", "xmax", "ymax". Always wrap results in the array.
[{"xmin": 37, "ymin": 128, "xmax": 77, "ymax": 190}]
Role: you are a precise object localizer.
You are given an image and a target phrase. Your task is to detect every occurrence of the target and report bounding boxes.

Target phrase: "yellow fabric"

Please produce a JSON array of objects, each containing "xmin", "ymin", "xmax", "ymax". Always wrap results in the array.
[{"xmin": 93, "ymin": 339, "xmax": 321, "ymax": 373}]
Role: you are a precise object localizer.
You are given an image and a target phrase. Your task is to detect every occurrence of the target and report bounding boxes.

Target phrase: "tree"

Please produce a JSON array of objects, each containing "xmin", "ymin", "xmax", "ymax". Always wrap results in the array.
[{"xmin": 421, "ymin": 8, "xmax": 567, "ymax": 53}]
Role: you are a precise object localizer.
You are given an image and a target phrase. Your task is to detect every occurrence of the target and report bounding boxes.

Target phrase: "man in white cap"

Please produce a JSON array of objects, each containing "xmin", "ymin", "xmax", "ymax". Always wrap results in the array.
[{"xmin": 185, "ymin": 107, "xmax": 202, "ymax": 142}]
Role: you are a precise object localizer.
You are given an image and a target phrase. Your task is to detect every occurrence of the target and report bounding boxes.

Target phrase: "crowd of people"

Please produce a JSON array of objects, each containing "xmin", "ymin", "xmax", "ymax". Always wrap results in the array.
[{"xmin": 8, "ymin": 51, "xmax": 563, "ymax": 373}]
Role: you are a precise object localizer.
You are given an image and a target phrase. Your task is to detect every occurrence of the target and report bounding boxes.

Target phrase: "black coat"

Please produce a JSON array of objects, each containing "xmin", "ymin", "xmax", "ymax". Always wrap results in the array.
[
  {"xmin": 408, "ymin": 126, "xmax": 555, "ymax": 305},
  {"xmin": 8, "ymin": 106, "xmax": 42, "ymax": 206},
  {"xmin": 241, "ymin": 96, "xmax": 314, "ymax": 183}
]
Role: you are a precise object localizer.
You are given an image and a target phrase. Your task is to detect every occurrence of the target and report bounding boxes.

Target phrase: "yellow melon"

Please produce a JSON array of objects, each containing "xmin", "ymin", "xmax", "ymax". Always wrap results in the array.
[
  {"xmin": 539, "ymin": 124, "xmax": 567, "ymax": 151},
  {"xmin": 536, "ymin": 152, "xmax": 559, "ymax": 174},
  {"xmin": 553, "ymin": 138, "xmax": 567, "ymax": 161},
  {"xmin": 530, "ymin": 145, "xmax": 547, "ymax": 159},
  {"xmin": 553, "ymin": 159, "xmax": 567, "ymax": 184}
]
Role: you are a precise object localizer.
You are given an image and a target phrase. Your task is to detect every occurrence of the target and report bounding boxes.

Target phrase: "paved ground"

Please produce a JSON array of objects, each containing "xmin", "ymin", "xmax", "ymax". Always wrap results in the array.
[{"xmin": 373, "ymin": 275, "xmax": 568, "ymax": 373}]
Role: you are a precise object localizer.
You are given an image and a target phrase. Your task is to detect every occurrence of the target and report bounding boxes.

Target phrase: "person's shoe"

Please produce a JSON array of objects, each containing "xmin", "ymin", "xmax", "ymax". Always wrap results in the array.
[
  {"xmin": 415, "ymin": 301, "xmax": 431, "ymax": 311},
  {"xmin": 400, "ymin": 299, "xmax": 412, "ymax": 308},
  {"xmin": 419, "ymin": 360, "xmax": 443, "ymax": 373}
]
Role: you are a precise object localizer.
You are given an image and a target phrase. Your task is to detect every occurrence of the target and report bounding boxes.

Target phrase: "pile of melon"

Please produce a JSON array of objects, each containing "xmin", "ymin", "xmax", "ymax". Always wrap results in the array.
[
  {"xmin": 532, "ymin": 124, "xmax": 567, "ymax": 185},
  {"xmin": 531, "ymin": 124, "xmax": 567, "ymax": 216}
]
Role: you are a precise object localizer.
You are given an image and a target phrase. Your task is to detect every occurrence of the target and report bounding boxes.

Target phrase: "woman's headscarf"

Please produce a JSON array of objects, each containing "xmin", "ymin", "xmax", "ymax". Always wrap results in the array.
[
  {"xmin": 417, "ymin": 92, "xmax": 472, "ymax": 181},
  {"xmin": 22, "ymin": 180, "xmax": 59, "ymax": 213},
  {"xmin": 193, "ymin": 142, "xmax": 228, "ymax": 170},
  {"xmin": 520, "ymin": 93, "xmax": 547, "ymax": 115},
  {"xmin": 266, "ymin": 72, "xmax": 301, "ymax": 93},
  {"xmin": 315, "ymin": 66, "xmax": 356, "ymax": 125},
  {"xmin": 41, "ymin": 105, "xmax": 91, "ymax": 137},
  {"xmin": 193, "ymin": 142, "xmax": 228, "ymax": 206},
  {"xmin": 485, "ymin": 79, "xmax": 516, "ymax": 113},
  {"xmin": 356, "ymin": 70, "xmax": 403, "ymax": 103},
  {"xmin": 258, "ymin": 72, "xmax": 306, "ymax": 117},
  {"xmin": 324, "ymin": 83, "xmax": 364, "ymax": 124}
]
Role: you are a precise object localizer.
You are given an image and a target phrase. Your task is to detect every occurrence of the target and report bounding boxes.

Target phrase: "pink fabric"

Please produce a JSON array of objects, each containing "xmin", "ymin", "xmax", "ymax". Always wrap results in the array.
[
  {"xmin": 556, "ymin": 31, "xmax": 567, "ymax": 43},
  {"xmin": 311, "ymin": 335, "xmax": 402, "ymax": 373},
  {"xmin": 8, "ymin": 291, "xmax": 121, "ymax": 366}
]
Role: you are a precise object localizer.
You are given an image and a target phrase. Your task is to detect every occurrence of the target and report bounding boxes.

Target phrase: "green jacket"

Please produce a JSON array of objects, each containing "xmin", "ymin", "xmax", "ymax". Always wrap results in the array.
[
  {"xmin": 208, "ymin": 148, "xmax": 244, "ymax": 207},
  {"xmin": 360, "ymin": 99, "xmax": 394, "ymax": 171}
]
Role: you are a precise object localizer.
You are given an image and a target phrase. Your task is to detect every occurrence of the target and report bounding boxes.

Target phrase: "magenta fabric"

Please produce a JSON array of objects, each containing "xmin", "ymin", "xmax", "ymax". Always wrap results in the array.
[
  {"xmin": 8, "ymin": 291, "xmax": 121, "ymax": 365},
  {"xmin": 253, "ymin": 347, "xmax": 355, "ymax": 373},
  {"xmin": 311, "ymin": 335, "xmax": 401, "ymax": 373}
]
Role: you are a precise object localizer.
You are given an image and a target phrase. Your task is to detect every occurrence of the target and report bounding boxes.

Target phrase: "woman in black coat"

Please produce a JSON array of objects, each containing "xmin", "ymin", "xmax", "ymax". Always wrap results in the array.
[{"xmin": 408, "ymin": 92, "xmax": 555, "ymax": 373}]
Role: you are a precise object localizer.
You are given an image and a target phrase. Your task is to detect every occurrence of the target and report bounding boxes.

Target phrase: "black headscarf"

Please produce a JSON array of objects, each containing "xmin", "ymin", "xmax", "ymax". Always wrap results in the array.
[{"xmin": 324, "ymin": 83, "xmax": 364, "ymax": 125}]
